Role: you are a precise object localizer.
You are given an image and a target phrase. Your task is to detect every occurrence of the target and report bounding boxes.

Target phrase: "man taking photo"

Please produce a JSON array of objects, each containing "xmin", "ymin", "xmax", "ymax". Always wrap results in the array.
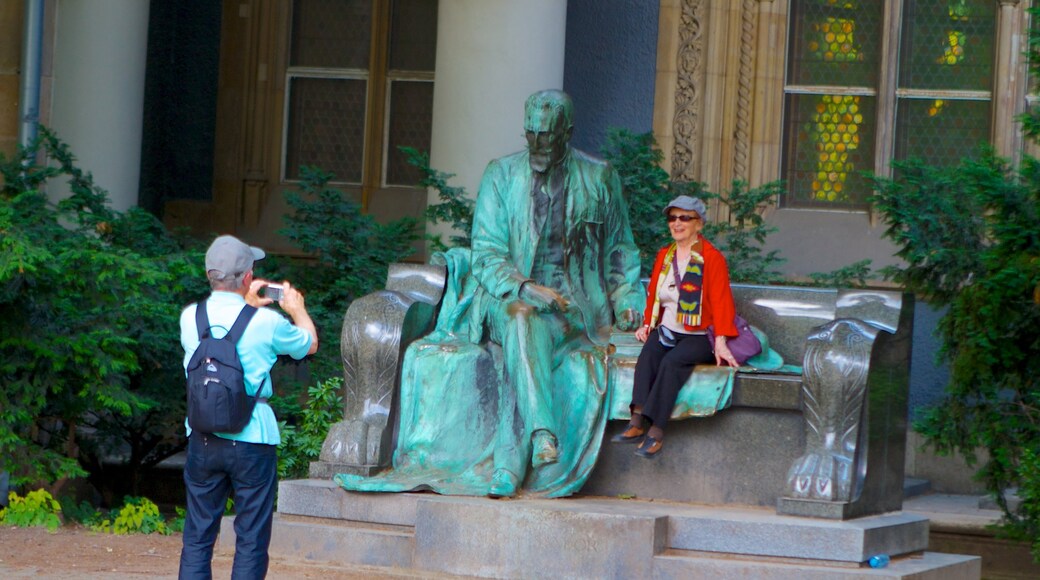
[{"xmin": 178, "ymin": 234, "xmax": 318, "ymax": 579}]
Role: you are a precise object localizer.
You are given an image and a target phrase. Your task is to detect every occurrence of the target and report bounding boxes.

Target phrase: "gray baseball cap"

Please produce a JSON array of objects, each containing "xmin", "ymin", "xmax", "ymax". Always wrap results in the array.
[
  {"xmin": 205, "ymin": 235, "xmax": 265, "ymax": 279},
  {"xmin": 662, "ymin": 195, "xmax": 707, "ymax": 220}
]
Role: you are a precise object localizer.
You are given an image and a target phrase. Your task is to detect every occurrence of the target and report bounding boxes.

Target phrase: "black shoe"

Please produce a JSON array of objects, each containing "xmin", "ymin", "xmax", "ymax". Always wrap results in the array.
[
  {"xmin": 635, "ymin": 435, "xmax": 663, "ymax": 458},
  {"xmin": 610, "ymin": 425, "xmax": 646, "ymax": 444}
]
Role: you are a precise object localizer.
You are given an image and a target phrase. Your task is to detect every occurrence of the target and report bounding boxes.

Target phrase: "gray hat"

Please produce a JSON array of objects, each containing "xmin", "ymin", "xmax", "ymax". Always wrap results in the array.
[
  {"xmin": 205, "ymin": 235, "xmax": 265, "ymax": 279},
  {"xmin": 663, "ymin": 195, "xmax": 707, "ymax": 220}
]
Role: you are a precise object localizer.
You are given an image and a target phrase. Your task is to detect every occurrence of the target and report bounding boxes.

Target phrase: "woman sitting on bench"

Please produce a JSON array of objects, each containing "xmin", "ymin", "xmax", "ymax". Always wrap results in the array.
[{"xmin": 613, "ymin": 195, "xmax": 740, "ymax": 458}]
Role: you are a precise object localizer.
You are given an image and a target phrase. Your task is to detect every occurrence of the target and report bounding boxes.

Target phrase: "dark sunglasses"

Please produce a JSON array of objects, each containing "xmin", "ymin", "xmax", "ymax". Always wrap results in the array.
[{"xmin": 667, "ymin": 214, "xmax": 700, "ymax": 223}]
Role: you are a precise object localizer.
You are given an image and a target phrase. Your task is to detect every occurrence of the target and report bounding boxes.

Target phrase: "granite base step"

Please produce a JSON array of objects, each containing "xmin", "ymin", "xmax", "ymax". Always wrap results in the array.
[
  {"xmin": 654, "ymin": 549, "xmax": 980, "ymax": 579},
  {"xmin": 214, "ymin": 479, "xmax": 985, "ymax": 579}
]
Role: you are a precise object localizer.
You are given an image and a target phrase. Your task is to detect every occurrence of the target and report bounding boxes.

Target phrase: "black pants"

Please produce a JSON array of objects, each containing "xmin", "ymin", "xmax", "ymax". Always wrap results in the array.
[
  {"xmin": 631, "ymin": 328, "xmax": 714, "ymax": 429},
  {"xmin": 179, "ymin": 432, "xmax": 277, "ymax": 580}
]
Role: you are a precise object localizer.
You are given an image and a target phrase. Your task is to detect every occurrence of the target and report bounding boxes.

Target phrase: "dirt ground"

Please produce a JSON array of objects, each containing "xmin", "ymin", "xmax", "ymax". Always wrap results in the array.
[{"xmin": 0, "ymin": 524, "xmax": 428, "ymax": 579}]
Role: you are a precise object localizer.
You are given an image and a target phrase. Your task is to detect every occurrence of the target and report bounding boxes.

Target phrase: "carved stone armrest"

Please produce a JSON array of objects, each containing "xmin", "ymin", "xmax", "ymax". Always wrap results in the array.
[
  {"xmin": 778, "ymin": 291, "xmax": 914, "ymax": 520},
  {"xmin": 782, "ymin": 318, "xmax": 878, "ymax": 503},
  {"xmin": 313, "ymin": 264, "xmax": 446, "ymax": 478}
]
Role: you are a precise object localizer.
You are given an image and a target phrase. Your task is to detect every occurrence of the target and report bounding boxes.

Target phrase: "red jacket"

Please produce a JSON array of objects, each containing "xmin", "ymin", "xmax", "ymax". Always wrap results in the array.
[{"xmin": 643, "ymin": 237, "xmax": 738, "ymax": 337}]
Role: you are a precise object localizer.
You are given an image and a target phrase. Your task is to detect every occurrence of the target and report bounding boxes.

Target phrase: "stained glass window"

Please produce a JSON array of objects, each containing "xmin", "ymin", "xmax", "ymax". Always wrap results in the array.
[
  {"xmin": 895, "ymin": 0, "xmax": 995, "ymax": 168},
  {"xmin": 787, "ymin": 0, "xmax": 883, "ymax": 88},
  {"xmin": 783, "ymin": 0, "xmax": 996, "ymax": 210},
  {"xmin": 784, "ymin": 93, "xmax": 876, "ymax": 207},
  {"xmin": 899, "ymin": 0, "xmax": 995, "ymax": 91},
  {"xmin": 291, "ymin": 0, "xmax": 371, "ymax": 69},
  {"xmin": 894, "ymin": 99, "xmax": 990, "ymax": 164},
  {"xmin": 385, "ymin": 80, "xmax": 434, "ymax": 186},
  {"xmin": 783, "ymin": 0, "xmax": 883, "ymax": 209}
]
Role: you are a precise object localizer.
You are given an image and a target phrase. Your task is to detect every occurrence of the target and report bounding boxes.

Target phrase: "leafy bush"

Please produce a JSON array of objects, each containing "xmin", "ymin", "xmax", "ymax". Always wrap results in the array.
[
  {"xmin": 806, "ymin": 259, "xmax": 873, "ymax": 288},
  {"xmin": 0, "ymin": 489, "xmax": 63, "ymax": 531},
  {"xmin": 57, "ymin": 495, "xmax": 104, "ymax": 527},
  {"xmin": 701, "ymin": 180, "xmax": 787, "ymax": 284},
  {"xmin": 168, "ymin": 505, "xmax": 187, "ymax": 533},
  {"xmin": 278, "ymin": 377, "xmax": 344, "ymax": 479},
  {"xmin": 276, "ymin": 166, "xmax": 420, "ymax": 382},
  {"xmin": 600, "ymin": 128, "xmax": 700, "ymax": 275},
  {"xmin": 869, "ymin": 150, "xmax": 1040, "ymax": 558},
  {"xmin": 0, "ymin": 128, "xmax": 208, "ymax": 493},
  {"xmin": 401, "ymin": 146, "xmax": 474, "ymax": 251},
  {"xmin": 601, "ymin": 129, "xmax": 786, "ymax": 282},
  {"xmin": 91, "ymin": 496, "xmax": 170, "ymax": 535}
]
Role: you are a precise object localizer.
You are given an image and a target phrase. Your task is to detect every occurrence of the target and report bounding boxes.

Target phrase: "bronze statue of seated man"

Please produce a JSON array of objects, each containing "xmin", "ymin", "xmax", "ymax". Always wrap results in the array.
[{"xmin": 333, "ymin": 89, "xmax": 645, "ymax": 498}]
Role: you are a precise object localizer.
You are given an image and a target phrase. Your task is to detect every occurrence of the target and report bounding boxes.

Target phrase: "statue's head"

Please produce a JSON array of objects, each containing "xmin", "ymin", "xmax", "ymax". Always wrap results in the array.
[{"xmin": 524, "ymin": 90, "xmax": 573, "ymax": 173}]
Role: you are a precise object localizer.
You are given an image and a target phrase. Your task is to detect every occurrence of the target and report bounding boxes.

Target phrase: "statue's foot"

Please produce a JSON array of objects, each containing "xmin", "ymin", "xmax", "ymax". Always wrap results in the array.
[
  {"xmin": 488, "ymin": 469, "xmax": 519, "ymax": 499},
  {"xmin": 531, "ymin": 431, "xmax": 559, "ymax": 468}
]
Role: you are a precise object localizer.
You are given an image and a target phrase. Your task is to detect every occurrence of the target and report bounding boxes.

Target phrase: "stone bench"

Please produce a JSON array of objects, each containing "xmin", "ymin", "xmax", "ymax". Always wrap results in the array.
[
  {"xmin": 587, "ymin": 284, "xmax": 914, "ymax": 519},
  {"xmin": 314, "ymin": 260, "xmax": 913, "ymax": 520}
]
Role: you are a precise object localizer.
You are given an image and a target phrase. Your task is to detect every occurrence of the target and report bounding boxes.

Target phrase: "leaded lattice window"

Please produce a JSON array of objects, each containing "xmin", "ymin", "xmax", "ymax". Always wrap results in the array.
[
  {"xmin": 782, "ymin": 0, "xmax": 996, "ymax": 210},
  {"xmin": 284, "ymin": 0, "xmax": 437, "ymax": 191}
]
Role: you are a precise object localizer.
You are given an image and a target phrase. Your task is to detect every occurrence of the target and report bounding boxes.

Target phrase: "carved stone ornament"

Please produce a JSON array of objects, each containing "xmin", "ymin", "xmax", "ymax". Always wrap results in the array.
[
  {"xmin": 734, "ymin": 0, "xmax": 757, "ymax": 182},
  {"xmin": 671, "ymin": 0, "xmax": 706, "ymax": 182},
  {"xmin": 315, "ymin": 264, "xmax": 445, "ymax": 477},
  {"xmin": 784, "ymin": 318, "xmax": 879, "ymax": 503}
]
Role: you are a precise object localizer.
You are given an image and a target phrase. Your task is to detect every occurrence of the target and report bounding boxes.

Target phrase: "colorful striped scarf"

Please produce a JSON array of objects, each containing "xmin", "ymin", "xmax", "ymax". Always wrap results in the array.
[{"xmin": 664, "ymin": 243, "xmax": 704, "ymax": 327}]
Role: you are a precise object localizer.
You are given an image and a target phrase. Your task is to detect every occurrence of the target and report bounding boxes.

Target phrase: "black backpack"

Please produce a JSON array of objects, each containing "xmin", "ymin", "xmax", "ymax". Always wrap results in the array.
[{"xmin": 186, "ymin": 300, "xmax": 259, "ymax": 434}]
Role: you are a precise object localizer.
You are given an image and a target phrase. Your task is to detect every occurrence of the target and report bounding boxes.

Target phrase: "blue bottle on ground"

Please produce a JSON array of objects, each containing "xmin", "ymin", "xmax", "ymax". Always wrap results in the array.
[{"xmin": 868, "ymin": 554, "xmax": 890, "ymax": 568}]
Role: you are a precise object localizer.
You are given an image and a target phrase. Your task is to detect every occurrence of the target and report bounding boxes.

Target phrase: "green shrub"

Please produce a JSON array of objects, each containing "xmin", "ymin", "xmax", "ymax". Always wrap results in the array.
[
  {"xmin": 600, "ymin": 128, "xmax": 700, "ymax": 275},
  {"xmin": 91, "ymin": 496, "xmax": 170, "ymax": 535},
  {"xmin": 168, "ymin": 505, "xmax": 187, "ymax": 533},
  {"xmin": 700, "ymin": 180, "xmax": 787, "ymax": 284},
  {"xmin": 869, "ymin": 150, "xmax": 1040, "ymax": 558},
  {"xmin": 0, "ymin": 128, "xmax": 208, "ymax": 491},
  {"xmin": 276, "ymin": 166, "xmax": 420, "ymax": 382},
  {"xmin": 278, "ymin": 377, "xmax": 344, "ymax": 479},
  {"xmin": 401, "ymin": 146, "xmax": 474, "ymax": 251},
  {"xmin": 806, "ymin": 259, "xmax": 873, "ymax": 288},
  {"xmin": 0, "ymin": 489, "xmax": 63, "ymax": 531},
  {"xmin": 57, "ymin": 495, "xmax": 104, "ymax": 527},
  {"xmin": 601, "ymin": 129, "xmax": 786, "ymax": 282}
]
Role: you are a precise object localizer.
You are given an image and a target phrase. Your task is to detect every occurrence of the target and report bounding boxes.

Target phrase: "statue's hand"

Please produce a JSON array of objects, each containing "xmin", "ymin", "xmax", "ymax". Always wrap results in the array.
[
  {"xmin": 519, "ymin": 282, "xmax": 569, "ymax": 312},
  {"xmin": 616, "ymin": 308, "xmax": 642, "ymax": 332}
]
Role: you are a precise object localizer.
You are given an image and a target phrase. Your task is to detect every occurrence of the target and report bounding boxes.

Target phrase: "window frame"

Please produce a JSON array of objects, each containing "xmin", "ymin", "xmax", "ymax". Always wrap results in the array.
[
  {"xmin": 280, "ymin": 0, "xmax": 437, "ymax": 208},
  {"xmin": 780, "ymin": 0, "xmax": 997, "ymax": 212},
  {"xmin": 281, "ymin": 67, "xmax": 372, "ymax": 187}
]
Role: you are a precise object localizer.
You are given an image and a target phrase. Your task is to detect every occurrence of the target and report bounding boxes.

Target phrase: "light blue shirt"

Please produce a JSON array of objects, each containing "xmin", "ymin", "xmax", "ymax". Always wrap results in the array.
[{"xmin": 180, "ymin": 291, "xmax": 313, "ymax": 445}]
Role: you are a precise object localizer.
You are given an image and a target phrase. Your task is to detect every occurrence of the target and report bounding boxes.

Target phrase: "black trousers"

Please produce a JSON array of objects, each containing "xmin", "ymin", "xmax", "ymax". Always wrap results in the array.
[
  {"xmin": 179, "ymin": 432, "xmax": 277, "ymax": 580},
  {"xmin": 631, "ymin": 328, "xmax": 714, "ymax": 429}
]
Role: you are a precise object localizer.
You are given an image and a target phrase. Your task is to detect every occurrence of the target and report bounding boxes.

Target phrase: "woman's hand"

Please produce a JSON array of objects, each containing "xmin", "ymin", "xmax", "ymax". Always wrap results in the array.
[
  {"xmin": 714, "ymin": 335, "xmax": 740, "ymax": 367},
  {"xmin": 635, "ymin": 325, "xmax": 651, "ymax": 343}
]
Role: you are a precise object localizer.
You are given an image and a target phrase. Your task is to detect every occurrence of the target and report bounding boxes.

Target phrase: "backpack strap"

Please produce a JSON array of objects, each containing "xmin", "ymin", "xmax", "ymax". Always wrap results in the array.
[
  {"xmin": 224, "ymin": 304, "xmax": 258, "ymax": 345},
  {"xmin": 226, "ymin": 304, "xmax": 263, "ymax": 397},
  {"xmin": 195, "ymin": 300, "xmax": 211, "ymax": 340},
  {"xmin": 194, "ymin": 300, "xmax": 257, "ymax": 343}
]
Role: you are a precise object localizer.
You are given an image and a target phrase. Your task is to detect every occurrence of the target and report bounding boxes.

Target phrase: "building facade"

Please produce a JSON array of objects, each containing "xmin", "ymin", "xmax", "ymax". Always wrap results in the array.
[{"xmin": 1, "ymin": 1, "xmax": 1034, "ymax": 465}]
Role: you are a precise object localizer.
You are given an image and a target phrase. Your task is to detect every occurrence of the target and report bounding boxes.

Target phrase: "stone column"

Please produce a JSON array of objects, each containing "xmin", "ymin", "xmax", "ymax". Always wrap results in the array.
[
  {"xmin": 49, "ymin": 0, "xmax": 149, "ymax": 211},
  {"xmin": 992, "ymin": 0, "xmax": 1022, "ymax": 160},
  {"xmin": 427, "ymin": 0, "xmax": 567, "ymax": 244},
  {"xmin": 748, "ymin": 0, "xmax": 782, "ymax": 190}
]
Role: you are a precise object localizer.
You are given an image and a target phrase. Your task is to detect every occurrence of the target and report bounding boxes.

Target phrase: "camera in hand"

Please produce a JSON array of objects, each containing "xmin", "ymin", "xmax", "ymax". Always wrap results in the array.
[{"xmin": 263, "ymin": 284, "xmax": 284, "ymax": 301}]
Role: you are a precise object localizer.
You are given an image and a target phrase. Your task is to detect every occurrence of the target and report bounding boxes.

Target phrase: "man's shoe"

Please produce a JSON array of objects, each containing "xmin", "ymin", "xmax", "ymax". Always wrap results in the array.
[
  {"xmin": 610, "ymin": 425, "xmax": 645, "ymax": 444},
  {"xmin": 488, "ymin": 469, "xmax": 519, "ymax": 498},
  {"xmin": 532, "ymin": 431, "xmax": 559, "ymax": 468},
  {"xmin": 635, "ymin": 435, "xmax": 663, "ymax": 458}
]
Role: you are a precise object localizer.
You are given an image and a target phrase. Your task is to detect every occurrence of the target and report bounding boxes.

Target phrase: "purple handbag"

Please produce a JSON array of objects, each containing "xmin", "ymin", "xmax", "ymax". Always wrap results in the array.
[{"xmin": 707, "ymin": 314, "xmax": 762, "ymax": 366}]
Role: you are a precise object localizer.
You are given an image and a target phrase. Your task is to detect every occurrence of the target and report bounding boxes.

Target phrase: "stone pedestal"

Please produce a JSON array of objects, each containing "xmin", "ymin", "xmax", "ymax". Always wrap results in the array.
[{"xmin": 221, "ymin": 479, "xmax": 982, "ymax": 579}]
